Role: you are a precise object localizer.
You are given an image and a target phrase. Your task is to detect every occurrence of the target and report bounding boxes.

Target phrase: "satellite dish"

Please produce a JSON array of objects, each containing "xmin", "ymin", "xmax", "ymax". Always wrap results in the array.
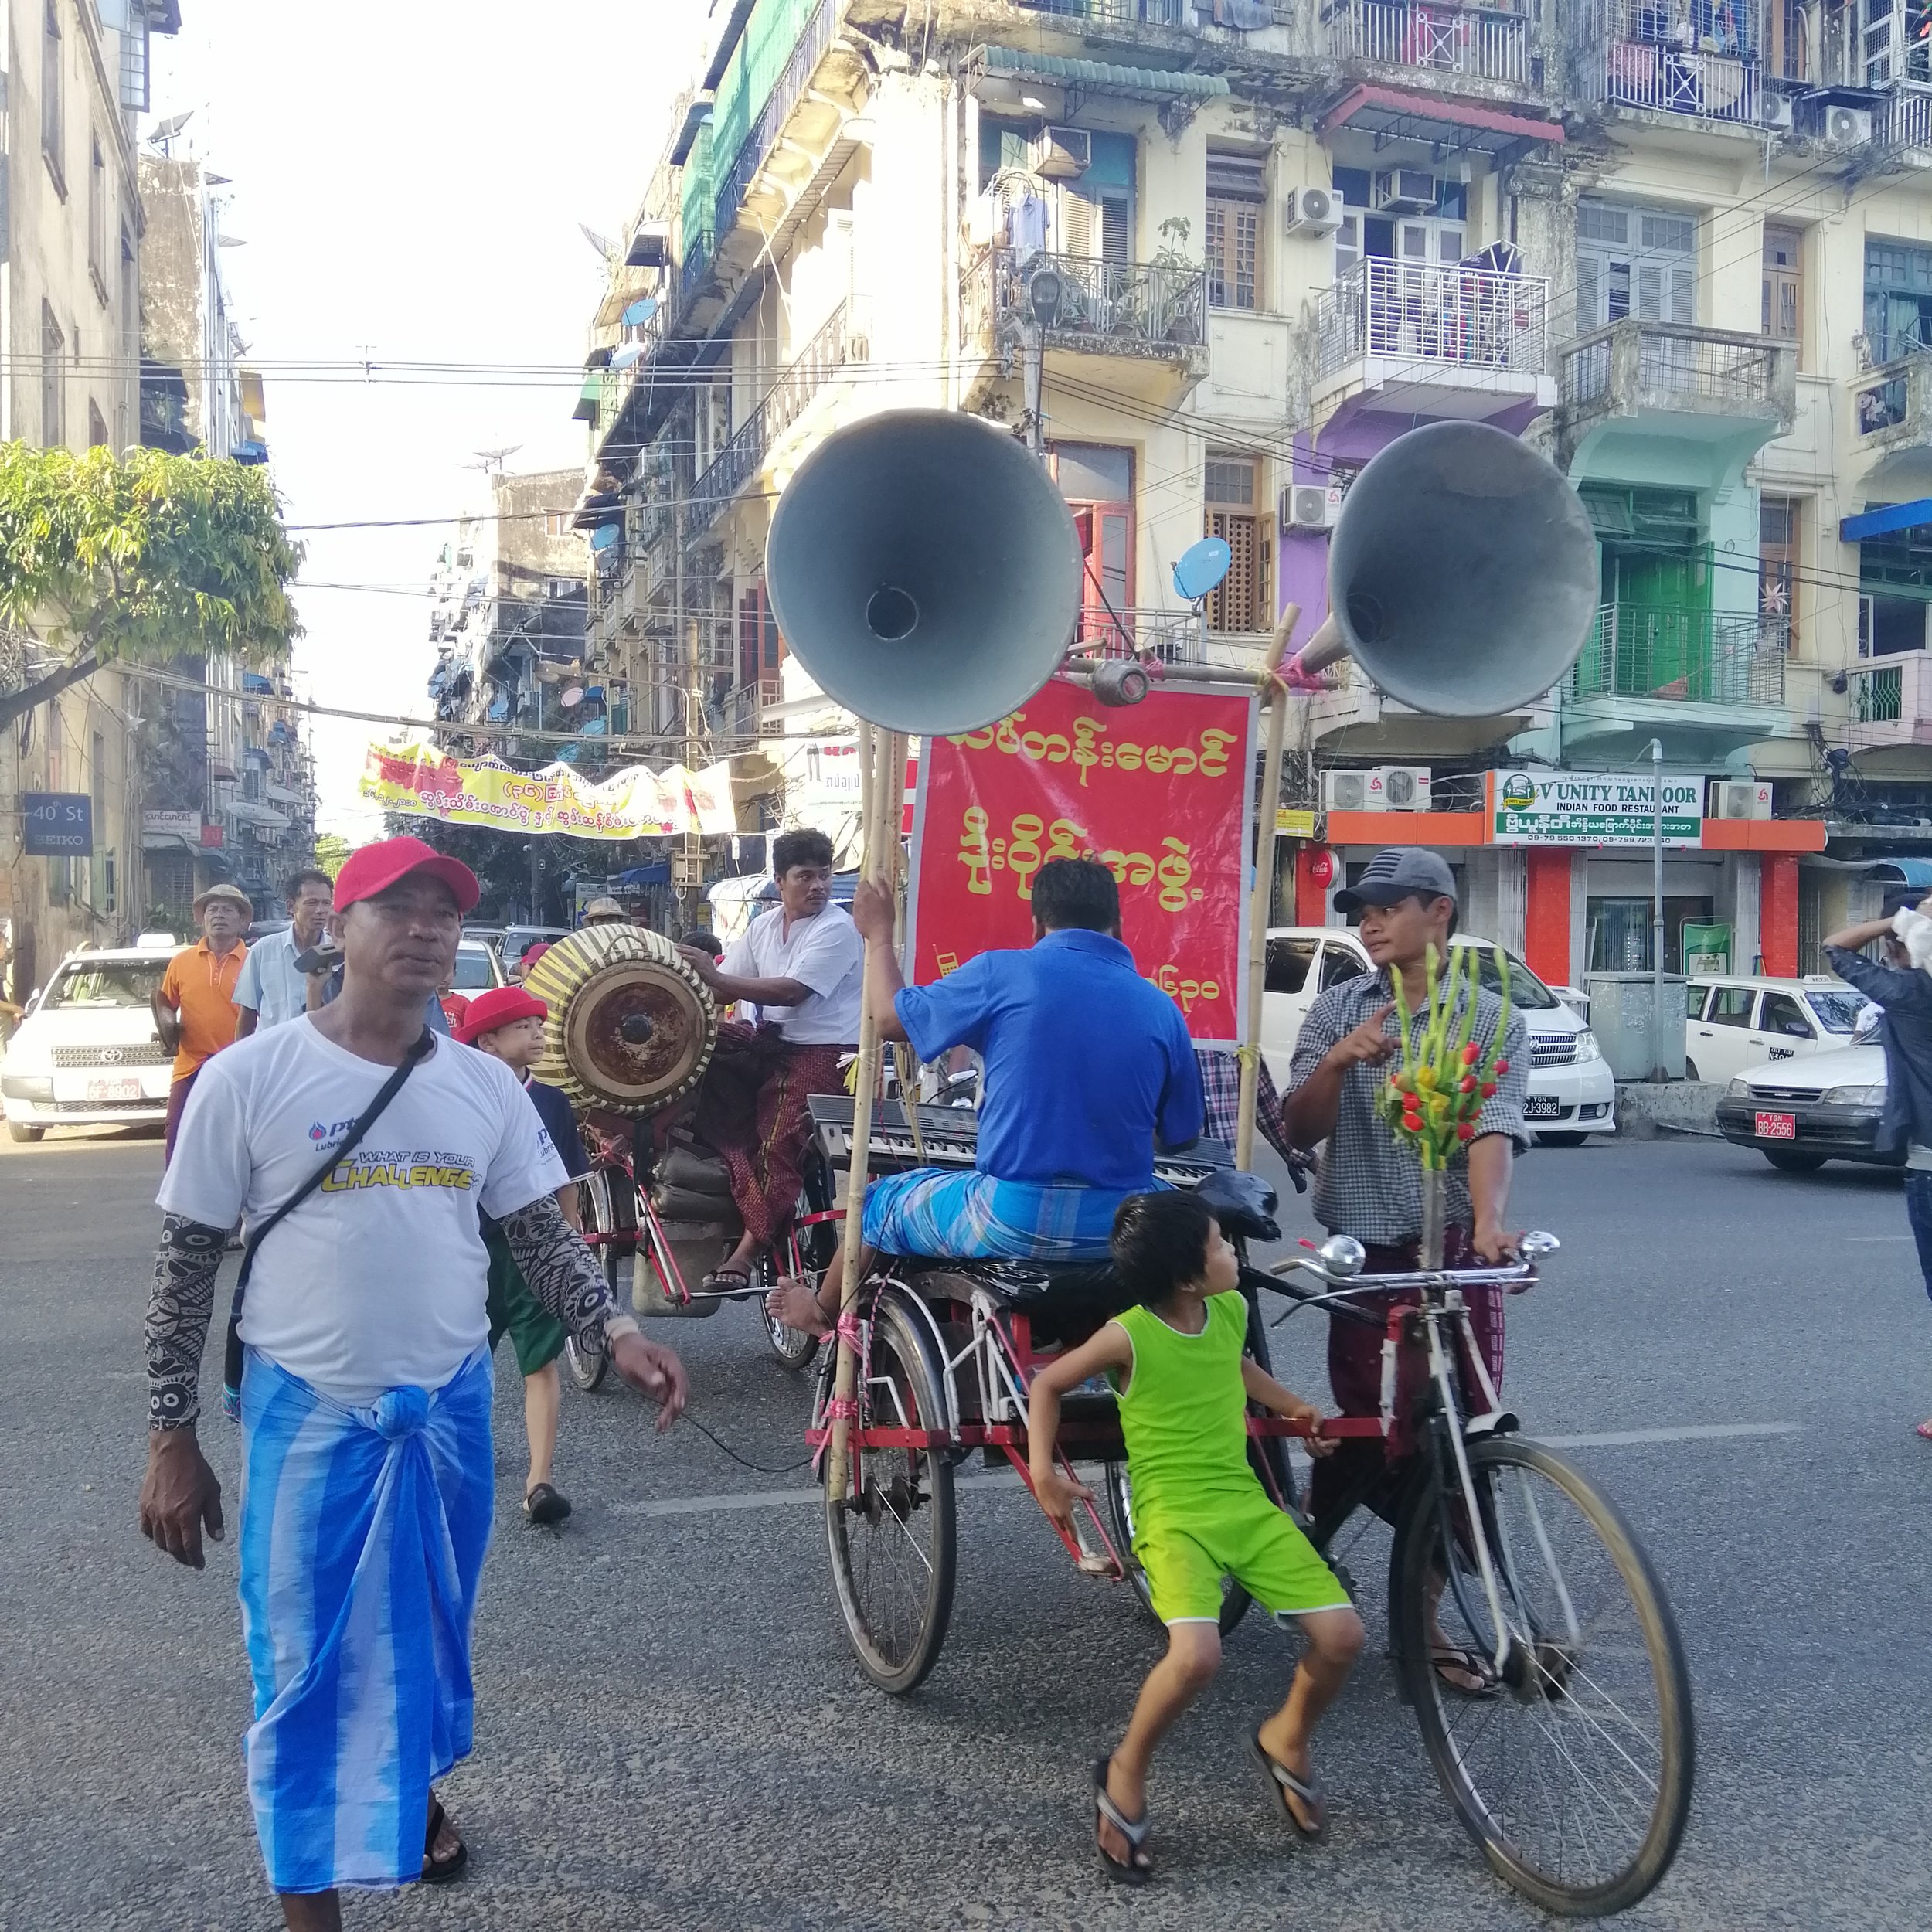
[
  {"xmin": 621, "ymin": 297, "xmax": 658, "ymax": 327},
  {"xmin": 611, "ymin": 343, "xmax": 644, "ymax": 371},
  {"xmin": 148, "ymin": 110, "xmax": 195, "ymax": 143},
  {"xmin": 560, "ymin": 685, "xmax": 584, "ymax": 709},
  {"xmin": 1172, "ymin": 537, "xmax": 1231, "ymax": 603}
]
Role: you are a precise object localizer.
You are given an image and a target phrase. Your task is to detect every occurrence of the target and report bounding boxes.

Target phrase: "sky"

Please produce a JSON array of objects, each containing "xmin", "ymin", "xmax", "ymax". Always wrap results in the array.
[{"xmin": 148, "ymin": 1, "xmax": 706, "ymax": 841}]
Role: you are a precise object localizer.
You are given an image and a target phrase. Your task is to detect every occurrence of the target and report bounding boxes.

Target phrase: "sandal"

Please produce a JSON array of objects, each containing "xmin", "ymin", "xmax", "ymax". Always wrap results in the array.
[
  {"xmin": 1251, "ymin": 1730, "xmax": 1327, "ymax": 1842},
  {"xmin": 1431, "ymin": 1643, "xmax": 1502, "ymax": 1699},
  {"xmin": 423, "ymin": 1794, "xmax": 468, "ymax": 1885},
  {"xmin": 1091, "ymin": 1757, "xmax": 1152, "ymax": 1885},
  {"xmin": 1915, "ymin": 1420, "xmax": 1932, "ymax": 1441},
  {"xmin": 699, "ymin": 1267, "xmax": 753, "ymax": 1297},
  {"xmin": 523, "ymin": 1482, "xmax": 571, "ymax": 1526}
]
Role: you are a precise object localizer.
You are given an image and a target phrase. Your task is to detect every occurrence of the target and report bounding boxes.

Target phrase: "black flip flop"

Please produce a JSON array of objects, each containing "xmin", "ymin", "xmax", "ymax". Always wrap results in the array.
[
  {"xmin": 1430, "ymin": 1643, "xmax": 1502, "ymax": 1699},
  {"xmin": 1091, "ymin": 1757, "xmax": 1153, "ymax": 1885},
  {"xmin": 423, "ymin": 1795, "xmax": 468, "ymax": 1885},
  {"xmin": 1251, "ymin": 1730, "xmax": 1327, "ymax": 1842},
  {"xmin": 699, "ymin": 1268, "xmax": 753, "ymax": 1298},
  {"xmin": 523, "ymin": 1482, "xmax": 572, "ymax": 1526}
]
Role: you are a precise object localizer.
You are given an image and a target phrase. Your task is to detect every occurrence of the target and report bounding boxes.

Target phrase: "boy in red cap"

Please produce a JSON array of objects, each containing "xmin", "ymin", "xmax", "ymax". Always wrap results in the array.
[{"xmin": 454, "ymin": 985, "xmax": 587, "ymax": 1525}]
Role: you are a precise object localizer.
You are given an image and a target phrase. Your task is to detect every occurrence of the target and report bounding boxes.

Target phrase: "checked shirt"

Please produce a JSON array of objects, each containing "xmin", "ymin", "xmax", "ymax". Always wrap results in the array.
[{"xmin": 1287, "ymin": 967, "xmax": 1529, "ymax": 1244}]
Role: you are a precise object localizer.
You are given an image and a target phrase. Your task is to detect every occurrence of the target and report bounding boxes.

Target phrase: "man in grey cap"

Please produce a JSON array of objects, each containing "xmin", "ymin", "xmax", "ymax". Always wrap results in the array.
[{"xmin": 1281, "ymin": 848, "xmax": 1530, "ymax": 1694}]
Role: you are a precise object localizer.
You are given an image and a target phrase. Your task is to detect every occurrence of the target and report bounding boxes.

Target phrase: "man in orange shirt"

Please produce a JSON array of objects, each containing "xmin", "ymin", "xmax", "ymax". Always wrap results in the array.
[{"xmin": 153, "ymin": 883, "xmax": 251, "ymax": 1165}]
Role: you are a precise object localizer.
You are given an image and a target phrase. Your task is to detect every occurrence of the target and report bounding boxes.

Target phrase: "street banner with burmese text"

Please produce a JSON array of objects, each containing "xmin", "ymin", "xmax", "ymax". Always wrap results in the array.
[
  {"xmin": 908, "ymin": 676, "xmax": 1254, "ymax": 1046},
  {"xmin": 359, "ymin": 741, "xmax": 736, "ymax": 838}
]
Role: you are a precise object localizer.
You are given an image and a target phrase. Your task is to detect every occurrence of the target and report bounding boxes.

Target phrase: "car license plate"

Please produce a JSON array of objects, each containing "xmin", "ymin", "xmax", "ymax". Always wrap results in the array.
[
  {"xmin": 1754, "ymin": 1111, "xmax": 1797, "ymax": 1141},
  {"xmin": 1523, "ymin": 1094, "xmax": 1561, "ymax": 1121},
  {"xmin": 84, "ymin": 1077, "xmax": 141, "ymax": 1103}
]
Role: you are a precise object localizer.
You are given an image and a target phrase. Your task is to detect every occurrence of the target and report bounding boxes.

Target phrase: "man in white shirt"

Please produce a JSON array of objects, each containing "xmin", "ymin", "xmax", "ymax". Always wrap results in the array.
[
  {"xmin": 233, "ymin": 866, "xmax": 335, "ymax": 1037},
  {"xmin": 680, "ymin": 828, "xmax": 861, "ymax": 1292},
  {"xmin": 137, "ymin": 835, "xmax": 687, "ymax": 1927}
]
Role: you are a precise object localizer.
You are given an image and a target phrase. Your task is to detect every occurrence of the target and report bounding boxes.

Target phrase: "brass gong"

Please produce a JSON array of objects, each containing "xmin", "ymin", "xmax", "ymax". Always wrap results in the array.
[{"xmin": 522, "ymin": 925, "xmax": 716, "ymax": 1116}]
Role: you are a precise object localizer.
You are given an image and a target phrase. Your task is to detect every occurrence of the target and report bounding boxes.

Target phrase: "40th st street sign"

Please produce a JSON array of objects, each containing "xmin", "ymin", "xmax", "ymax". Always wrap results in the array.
[{"xmin": 1486, "ymin": 770, "xmax": 1704, "ymax": 849}]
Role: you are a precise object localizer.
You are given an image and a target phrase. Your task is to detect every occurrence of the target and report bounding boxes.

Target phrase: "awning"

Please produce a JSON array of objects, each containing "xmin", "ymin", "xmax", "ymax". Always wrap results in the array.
[
  {"xmin": 572, "ymin": 489, "xmax": 621, "ymax": 531},
  {"xmin": 669, "ymin": 91, "xmax": 714, "ymax": 166},
  {"xmin": 1318, "ymin": 84, "xmax": 1564, "ymax": 156},
  {"xmin": 966, "ymin": 44, "xmax": 1231, "ymax": 105},
  {"xmin": 611, "ymin": 862, "xmax": 671, "ymax": 886},
  {"xmin": 571, "ymin": 375, "xmax": 604, "ymax": 424},
  {"xmin": 1842, "ymin": 500, "xmax": 1932, "ymax": 542}
]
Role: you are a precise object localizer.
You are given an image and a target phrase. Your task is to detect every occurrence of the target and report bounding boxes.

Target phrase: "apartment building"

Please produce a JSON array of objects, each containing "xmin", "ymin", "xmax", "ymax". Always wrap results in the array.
[
  {"xmin": 427, "ymin": 468, "xmax": 594, "ymax": 756},
  {"xmin": 0, "ymin": 0, "xmax": 179, "ymax": 1001},
  {"xmin": 131, "ymin": 138, "xmax": 312, "ymax": 926},
  {"xmin": 572, "ymin": 0, "xmax": 1932, "ymax": 979}
]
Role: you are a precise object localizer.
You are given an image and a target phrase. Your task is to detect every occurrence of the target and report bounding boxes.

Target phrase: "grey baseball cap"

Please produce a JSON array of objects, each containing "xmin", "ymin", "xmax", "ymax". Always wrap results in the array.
[{"xmin": 1333, "ymin": 847, "xmax": 1458, "ymax": 913}]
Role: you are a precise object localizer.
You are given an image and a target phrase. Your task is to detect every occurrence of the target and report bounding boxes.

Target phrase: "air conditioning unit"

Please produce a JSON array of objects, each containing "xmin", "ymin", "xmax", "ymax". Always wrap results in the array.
[
  {"xmin": 1031, "ymin": 126, "xmax": 1090, "ymax": 179},
  {"xmin": 1372, "ymin": 168, "xmax": 1437, "ymax": 214},
  {"xmin": 1284, "ymin": 185, "xmax": 1344, "ymax": 236},
  {"xmin": 1709, "ymin": 778, "xmax": 1772, "ymax": 821},
  {"xmin": 1376, "ymin": 765, "xmax": 1433, "ymax": 811},
  {"xmin": 1759, "ymin": 93, "xmax": 1794, "ymax": 131},
  {"xmin": 1280, "ymin": 482, "xmax": 1342, "ymax": 532},
  {"xmin": 1321, "ymin": 767, "xmax": 1433, "ymax": 812},
  {"xmin": 1823, "ymin": 104, "xmax": 1873, "ymax": 147},
  {"xmin": 1323, "ymin": 770, "xmax": 1372, "ymax": 812}
]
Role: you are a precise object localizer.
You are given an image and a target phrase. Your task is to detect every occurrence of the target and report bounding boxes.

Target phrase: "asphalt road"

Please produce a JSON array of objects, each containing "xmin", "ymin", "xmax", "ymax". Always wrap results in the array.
[{"xmin": 2, "ymin": 1122, "xmax": 1928, "ymax": 1931}]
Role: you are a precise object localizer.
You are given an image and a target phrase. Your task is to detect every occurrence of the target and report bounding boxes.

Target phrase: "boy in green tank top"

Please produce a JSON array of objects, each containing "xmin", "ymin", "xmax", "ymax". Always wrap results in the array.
[{"xmin": 1028, "ymin": 1190, "xmax": 1364, "ymax": 1883}]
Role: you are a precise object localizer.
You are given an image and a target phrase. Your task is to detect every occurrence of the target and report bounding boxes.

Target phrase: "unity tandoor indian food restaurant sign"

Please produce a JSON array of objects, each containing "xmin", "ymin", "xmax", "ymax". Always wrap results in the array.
[{"xmin": 1485, "ymin": 770, "xmax": 1705, "ymax": 849}]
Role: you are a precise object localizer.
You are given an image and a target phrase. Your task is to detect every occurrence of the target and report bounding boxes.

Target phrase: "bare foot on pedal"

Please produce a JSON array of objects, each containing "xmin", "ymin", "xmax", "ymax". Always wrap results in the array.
[{"xmin": 766, "ymin": 1276, "xmax": 830, "ymax": 1335}]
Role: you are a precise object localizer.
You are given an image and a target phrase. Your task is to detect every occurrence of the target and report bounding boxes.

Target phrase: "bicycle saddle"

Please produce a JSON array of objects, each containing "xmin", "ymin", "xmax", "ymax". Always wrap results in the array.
[{"xmin": 1194, "ymin": 1168, "xmax": 1280, "ymax": 1243}]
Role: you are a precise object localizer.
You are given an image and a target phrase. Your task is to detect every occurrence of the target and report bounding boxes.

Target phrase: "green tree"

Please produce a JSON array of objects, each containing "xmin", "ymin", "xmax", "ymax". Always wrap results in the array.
[
  {"xmin": 0, "ymin": 443, "xmax": 304, "ymax": 732},
  {"xmin": 313, "ymin": 832, "xmax": 353, "ymax": 881}
]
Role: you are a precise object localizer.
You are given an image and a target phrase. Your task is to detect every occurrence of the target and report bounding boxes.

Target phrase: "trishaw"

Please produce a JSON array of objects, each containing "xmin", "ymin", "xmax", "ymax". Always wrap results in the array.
[{"xmin": 798, "ymin": 1101, "xmax": 1694, "ymax": 1920}]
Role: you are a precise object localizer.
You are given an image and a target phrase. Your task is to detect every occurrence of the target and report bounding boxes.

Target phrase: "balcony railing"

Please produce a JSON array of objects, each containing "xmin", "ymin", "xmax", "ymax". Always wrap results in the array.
[
  {"xmin": 1570, "ymin": 606, "xmax": 1786, "ymax": 708},
  {"xmin": 1584, "ymin": 2, "xmax": 1759, "ymax": 124},
  {"xmin": 1852, "ymin": 662, "xmax": 1904, "ymax": 724},
  {"xmin": 686, "ymin": 299, "xmax": 864, "ymax": 540},
  {"xmin": 966, "ymin": 247, "xmax": 1209, "ymax": 363},
  {"xmin": 1315, "ymin": 259, "xmax": 1548, "ymax": 379},
  {"xmin": 1014, "ymin": 0, "xmax": 1190, "ymax": 22},
  {"xmin": 1325, "ymin": 0, "xmax": 1531, "ymax": 86},
  {"xmin": 1561, "ymin": 318, "xmax": 1790, "ymax": 415},
  {"xmin": 712, "ymin": 0, "xmax": 840, "ymax": 247},
  {"xmin": 1876, "ymin": 83, "xmax": 1932, "ymax": 155},
  {"xmin": 1072, "ymin": 606, "xmax": 1207, "ymax": 663}
]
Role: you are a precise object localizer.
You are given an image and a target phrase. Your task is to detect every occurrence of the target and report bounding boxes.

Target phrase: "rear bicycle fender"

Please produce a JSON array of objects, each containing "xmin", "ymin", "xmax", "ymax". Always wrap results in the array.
[{"xmin": 868, "ymin": 1276, "xmax": 961, "ymax": 1444}]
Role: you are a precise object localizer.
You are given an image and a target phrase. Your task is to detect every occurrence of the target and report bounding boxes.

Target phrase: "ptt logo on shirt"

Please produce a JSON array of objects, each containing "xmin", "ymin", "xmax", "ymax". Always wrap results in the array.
[
  {"xmin": 320, "ymin": 1153, "xmax": 475, "ymax": 1193},
  {"xmin": 308, "ymin": 1117, "xmax": 359, "ymax": 1145}
]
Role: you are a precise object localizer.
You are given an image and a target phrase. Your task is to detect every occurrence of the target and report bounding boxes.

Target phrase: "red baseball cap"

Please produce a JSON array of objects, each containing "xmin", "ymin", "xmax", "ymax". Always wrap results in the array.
[
  {"xmin": 454, "ymin": 985, "xmax": 548, "ymax": 1046},
  {"xmin": 519, "ymin": 940, "xmax": 553, "ymax": 969},
  {"xmin": 332, "ymin": 835, "xmax": 481, "ymax": 917}
]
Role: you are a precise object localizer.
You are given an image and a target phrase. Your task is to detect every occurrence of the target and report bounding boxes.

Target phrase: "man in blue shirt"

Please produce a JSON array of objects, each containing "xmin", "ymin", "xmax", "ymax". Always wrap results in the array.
[
  {"xmin": 1824, "ymin": 904, "xmax": 1932, "ymax": 1440},
  {"xmin": 233, "ymin": 868, "xmax": 335, "ymax": 1037},
  {"xmin": 766, "ymin": 856, "xmax": 1202, "ymax": 1335}
]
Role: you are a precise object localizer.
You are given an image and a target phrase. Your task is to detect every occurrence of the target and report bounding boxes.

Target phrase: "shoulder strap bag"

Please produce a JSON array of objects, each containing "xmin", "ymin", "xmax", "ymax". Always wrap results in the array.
[{"xmin": 219, "ymin": 1029, "xmax": 437, "ymax": 1417}]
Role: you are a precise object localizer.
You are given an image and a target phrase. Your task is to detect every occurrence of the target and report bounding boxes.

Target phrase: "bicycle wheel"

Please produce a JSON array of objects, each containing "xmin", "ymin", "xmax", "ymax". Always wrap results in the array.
[
  {"xmin": 824, "ymin": 1287, "xmax": 957, "ymax": 1695},
  {"xmin": 760, "ymin": 1159, "xmax": 832, "ymax": 1372},
  {"xmin": 1395, "ymin": 1436, "xmax": 1695, "ymax": 1917},
  {"xmin": 567, "ymin": 1175, "xmax": 622, "ymax": 1392},
  {"xmin": 1102, "ymin": 1461, "xmax": 1252, "ymax": 1636}
]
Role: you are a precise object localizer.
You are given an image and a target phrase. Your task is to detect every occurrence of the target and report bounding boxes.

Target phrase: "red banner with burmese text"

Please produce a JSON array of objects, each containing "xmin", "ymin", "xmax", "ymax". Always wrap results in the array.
[{"xmin": 908, "ymin": 675, "xmax": 1254, "ymax": 1046}]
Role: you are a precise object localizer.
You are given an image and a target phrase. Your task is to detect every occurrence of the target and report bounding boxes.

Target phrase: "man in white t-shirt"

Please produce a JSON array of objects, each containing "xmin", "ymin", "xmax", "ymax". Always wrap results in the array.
[
  {"xmin": 679, "ymin": 828, "xmax": 860, "ymax": 1292},
  {"xmin": 137, "ymin": 835, "xmax": 687, "ymax": 1928}
]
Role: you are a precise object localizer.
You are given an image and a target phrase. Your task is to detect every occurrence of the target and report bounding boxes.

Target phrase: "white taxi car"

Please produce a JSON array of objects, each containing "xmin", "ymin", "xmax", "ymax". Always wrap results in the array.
[
  {"xmin": 1683, "ymin": 975, "xmax": 1870, "ymax": 1087},
  {"xmin": 1260, "ymin": 926, "xmax": 1617, "ymax": 1145},
  {"xmin": 1, "ymin": 937, "xmax": 177, "ymax": 1142}
]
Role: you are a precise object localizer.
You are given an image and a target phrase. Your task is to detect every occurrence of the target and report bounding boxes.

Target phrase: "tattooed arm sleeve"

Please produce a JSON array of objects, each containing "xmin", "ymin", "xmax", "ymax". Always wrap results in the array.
[
  {"xmin": 499, "ymin": 1192, "xmax": 636, "ymax": 1349},
  {"xmin": 148, "ymin": 1215, "xmax": 226, "ymax": 1431}
]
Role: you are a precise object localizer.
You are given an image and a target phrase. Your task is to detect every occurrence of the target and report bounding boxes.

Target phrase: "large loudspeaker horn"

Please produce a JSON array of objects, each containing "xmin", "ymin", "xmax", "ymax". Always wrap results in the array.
[
  {"xmin": 765, "ymin": 409, "xmax": 1083, "ymax": 735},
  {"xmin": 1297, "ymin": 420, "xmax": 1598, "ymax": 718}
]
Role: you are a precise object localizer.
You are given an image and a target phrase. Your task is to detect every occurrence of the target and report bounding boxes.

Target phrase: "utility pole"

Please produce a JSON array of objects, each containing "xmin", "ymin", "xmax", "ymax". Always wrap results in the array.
[{"xmin": 1648, "ymin": 736, "xmax": 1667, "ymax": 1083}]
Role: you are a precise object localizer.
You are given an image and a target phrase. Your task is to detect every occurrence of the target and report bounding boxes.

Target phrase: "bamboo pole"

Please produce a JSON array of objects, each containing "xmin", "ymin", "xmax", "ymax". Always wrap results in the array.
[
  {"xmin": 1234, "ymin": 604, "xmax": 1301, "ymax": 1172},
  {"xmin": 825, "ymin": 724, "xmax": 903, "ymax": 1500}
]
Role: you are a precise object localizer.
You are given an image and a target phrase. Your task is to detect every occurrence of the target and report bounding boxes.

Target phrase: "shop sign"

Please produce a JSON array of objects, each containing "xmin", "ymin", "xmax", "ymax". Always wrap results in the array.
[
  {"xmin": 142, "ymin": 810, "xmax": 199, "ymax": 840},
  {"xmin": 1275, "ymin": 808, "xmax": 1318, "ymax": 837},
  {"xmin": 1487, "ymin": 770, "xmax": 1702, "ymax": 849}
]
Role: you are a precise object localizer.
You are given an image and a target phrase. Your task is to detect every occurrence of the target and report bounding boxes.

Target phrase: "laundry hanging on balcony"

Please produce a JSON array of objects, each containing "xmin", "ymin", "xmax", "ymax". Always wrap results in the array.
[{"xmin": 1199, "ymin": 0, "xmax": 1274, "ymax": 28}]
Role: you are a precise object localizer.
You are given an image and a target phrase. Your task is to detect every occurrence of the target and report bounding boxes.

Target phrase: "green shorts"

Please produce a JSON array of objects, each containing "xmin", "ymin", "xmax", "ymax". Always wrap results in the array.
[
  {"xmin": 1134, "ymin": 1485, "xmax": 1350, "ymax": 1626},
  {"xmin": 485, "ymin": 1230, "xmax": 566, "ymax": 1379}
]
